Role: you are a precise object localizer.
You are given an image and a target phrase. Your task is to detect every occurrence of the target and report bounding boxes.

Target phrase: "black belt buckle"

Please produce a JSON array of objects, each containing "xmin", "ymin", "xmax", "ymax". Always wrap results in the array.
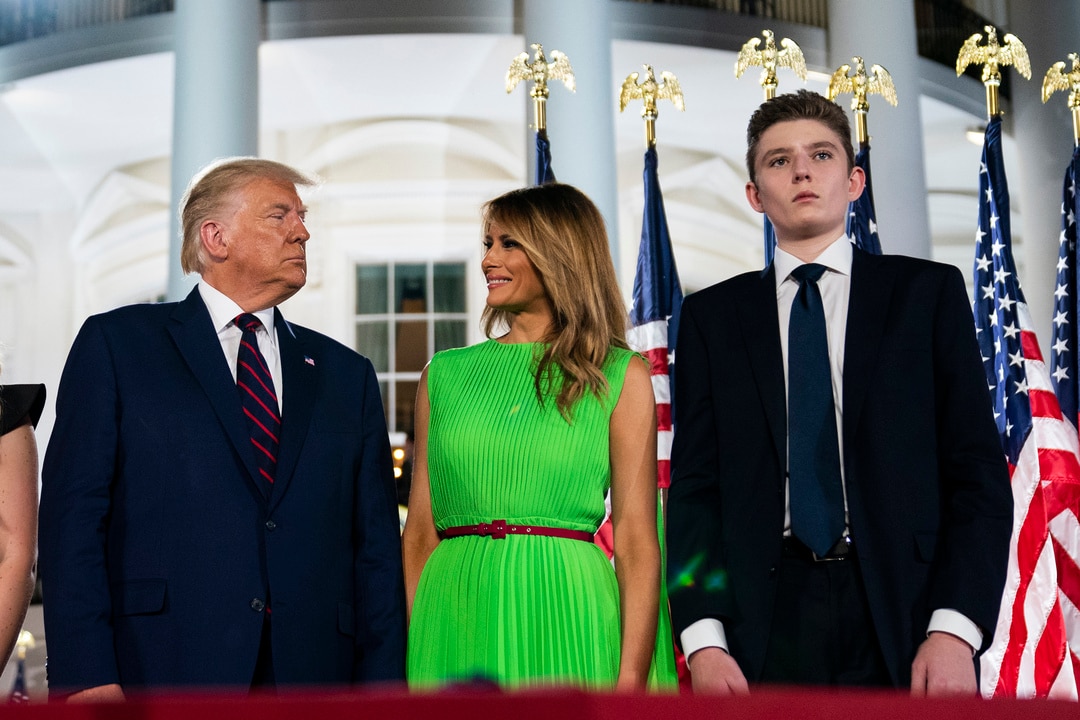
[{"xmin": 812, "ymin": 535, "xmax": 853, "ymax": 562}]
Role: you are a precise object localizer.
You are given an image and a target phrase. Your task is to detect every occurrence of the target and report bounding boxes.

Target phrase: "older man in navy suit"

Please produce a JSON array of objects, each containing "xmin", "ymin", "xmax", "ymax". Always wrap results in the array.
[
  {"xmin": 40, "ymin": 158, "xmax": 405, "ymax": 699},
  {"xmin": 667, "ymin": 92, "xmax": 1012, "ymax": 696}
]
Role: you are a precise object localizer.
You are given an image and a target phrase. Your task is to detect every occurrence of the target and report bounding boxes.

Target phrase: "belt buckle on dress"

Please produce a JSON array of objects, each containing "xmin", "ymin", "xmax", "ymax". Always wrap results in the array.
[{"xmin": 479, "ymin": 519, "xmax": 507, "ymax": 540}]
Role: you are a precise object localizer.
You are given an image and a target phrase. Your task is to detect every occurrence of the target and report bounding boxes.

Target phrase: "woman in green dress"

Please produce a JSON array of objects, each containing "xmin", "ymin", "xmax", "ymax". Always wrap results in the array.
[{"xmin": 402, "ymin": 183, "xmax": 676, "ymax": 691}]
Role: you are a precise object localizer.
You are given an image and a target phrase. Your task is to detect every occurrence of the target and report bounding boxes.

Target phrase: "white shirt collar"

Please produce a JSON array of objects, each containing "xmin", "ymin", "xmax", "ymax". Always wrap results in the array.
[
  {"xmin": 198, "ymin": 281, "xmax": 277, "ymax": 338},
  {"xmin": 773, "ymin": 235, "xmax": 854, "ymax": 290}
]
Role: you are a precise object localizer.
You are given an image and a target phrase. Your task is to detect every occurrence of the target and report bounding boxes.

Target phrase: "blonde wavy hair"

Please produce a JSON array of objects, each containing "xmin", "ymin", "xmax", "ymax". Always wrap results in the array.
[{"xmin": 481, "ymin": 183, "xmax": 629, "ymax": 419}]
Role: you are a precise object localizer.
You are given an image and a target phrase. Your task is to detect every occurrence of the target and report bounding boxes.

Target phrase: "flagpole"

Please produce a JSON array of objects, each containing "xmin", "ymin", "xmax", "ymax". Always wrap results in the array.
[
  {"xmin": 1041, "ymin": 52, "xmax": 1080, "ymax": 147},
  {"xmin": 618, "ymin": 65, "xmax": 685, "ymax": 149},
  {"xmin": 506, "ymin": 43, "xmax": 575, "ymax": 185},
  {"xmin": 957, "ymin": 25, "xmax": 1032, "ymax": 120},
  {"xmin": 735, "ymin": 30, "xmax": 805, "ymax": 266},
  {"xmin": 826, "ymin": 57, "xmax": 896, "ymax": 255},
  {"xmin": 735, "ymin": 29, "xmax": 807, "ymax": 102},
  {"xmin": 617, "ymin": 61, "xmax": 687, "ymax": 688},
  {"xmin": 826, "ymin": 57, "xmax": 897, "ymax": 148}
]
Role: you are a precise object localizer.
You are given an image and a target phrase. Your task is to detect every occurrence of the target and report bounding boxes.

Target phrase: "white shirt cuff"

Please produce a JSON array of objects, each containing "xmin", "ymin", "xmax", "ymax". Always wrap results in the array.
[
  {"xmin": 680, "ymin": 618, "xmax": 728, "ymax": 661},
  {"xmin": 927, "ymin": 608, "xmax": 983, "ymax": 655}
]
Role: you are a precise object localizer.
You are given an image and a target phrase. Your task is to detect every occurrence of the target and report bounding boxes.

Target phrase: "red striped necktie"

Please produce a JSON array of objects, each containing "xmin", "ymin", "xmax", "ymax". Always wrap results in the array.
[{"xmin": 235, "ymin": 313, "xmax": 280, "ymax": 485}]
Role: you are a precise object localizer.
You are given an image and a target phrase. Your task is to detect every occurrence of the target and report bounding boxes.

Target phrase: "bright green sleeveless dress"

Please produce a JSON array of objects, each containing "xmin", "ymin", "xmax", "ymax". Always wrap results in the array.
[{"xmin": 407, "ymin": 339, "xmax": 677, "ymax": 690}]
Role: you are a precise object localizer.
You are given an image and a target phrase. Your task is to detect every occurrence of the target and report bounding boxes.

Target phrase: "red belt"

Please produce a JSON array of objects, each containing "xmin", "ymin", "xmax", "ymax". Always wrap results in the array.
[{"xmin": 440, "ymin": 519, "xmax": 593, "ymax": 543}]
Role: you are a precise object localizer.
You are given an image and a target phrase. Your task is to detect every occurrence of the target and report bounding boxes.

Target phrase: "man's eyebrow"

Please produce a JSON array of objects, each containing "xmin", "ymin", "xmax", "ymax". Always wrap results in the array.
[
  {"xmin": 761, "ymin": 146, "xmax": 792, "ymax": 159},
  {"xmin": 760, "ymin": 140, "xmax": 841, "ymax": 163},
  {"xmin": 268, "ymin": 202, "xmax": 306, "ymax": 213}
]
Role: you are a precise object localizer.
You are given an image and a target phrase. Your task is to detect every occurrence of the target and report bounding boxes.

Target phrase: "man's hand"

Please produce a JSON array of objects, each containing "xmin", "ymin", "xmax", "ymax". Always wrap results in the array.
[
  {"xmin": 687, "ymin": 647, "xmax": 750, "ymax": 695},
  {"xmin": 910, "ymin": 631, "xmax": 977, "ymax": 697},
  {"xmin": 66, "ymin": 684, "xmax": 125, "ymax": 703}
]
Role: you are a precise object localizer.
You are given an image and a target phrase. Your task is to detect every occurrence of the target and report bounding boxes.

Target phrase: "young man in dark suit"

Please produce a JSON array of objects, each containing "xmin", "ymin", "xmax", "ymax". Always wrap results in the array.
[
  {"xmin": 40, "ymin": 158, "xmax": 406, "ymax": 699},
  {"xmin": 667, "ymin": 90, "xmax": 1012, "ymax": 695}
]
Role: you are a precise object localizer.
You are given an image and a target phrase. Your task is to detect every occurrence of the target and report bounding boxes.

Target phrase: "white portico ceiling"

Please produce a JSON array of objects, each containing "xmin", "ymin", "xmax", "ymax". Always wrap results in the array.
[{"xmin": 0, "ymin": 32, "xmax": 993, "ymax": 277}]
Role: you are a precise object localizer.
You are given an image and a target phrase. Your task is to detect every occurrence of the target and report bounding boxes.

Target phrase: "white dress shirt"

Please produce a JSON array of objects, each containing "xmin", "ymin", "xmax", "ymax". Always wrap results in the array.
[
  {"xmin": 198, "ymin": 281, "xmax": 284, "ymax": 412},
  {"xmin": 680, "ymin": 236, "xmax": 982, "ymax": 666}
]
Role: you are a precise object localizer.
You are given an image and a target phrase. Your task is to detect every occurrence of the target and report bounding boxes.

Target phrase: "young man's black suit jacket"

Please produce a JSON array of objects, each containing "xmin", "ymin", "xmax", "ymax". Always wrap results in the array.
[{"xmin": 667, "ymin": 247, "xmax": 1013, "ymax": 686}]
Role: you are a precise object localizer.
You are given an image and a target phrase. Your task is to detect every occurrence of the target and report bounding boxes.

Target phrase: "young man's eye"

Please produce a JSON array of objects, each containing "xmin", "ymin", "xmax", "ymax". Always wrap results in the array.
[{"xmin": 815, "ymin": 151, "xmax": 832, "ymax": 160}]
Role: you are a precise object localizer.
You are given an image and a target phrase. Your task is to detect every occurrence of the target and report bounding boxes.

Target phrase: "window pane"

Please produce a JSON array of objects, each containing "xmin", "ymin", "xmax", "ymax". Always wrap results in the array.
[
  {"xmin": 395, "ymin": 264, "xmax": 427, "ymax": 314},
  {"xmin": 434, "ymin": 320, "xmax": 467, "ymax": 353},
  {"xmin": 395, "ymin": 380, "xmax": 420, "ymax": 435},
  {"xmin": 395, "ymin": 320, "xmax": 428, "ymax": 372},
  {"xmin": 356, "ymin": 264, "xmax": 388, "ymax": 315},
  {"xmin": 434, "ymin": 263, "xmax": 466, "ymax": 312},
  {"xmin": 356, "ymin": 321, "xmax": 389, "ymax": 373}
]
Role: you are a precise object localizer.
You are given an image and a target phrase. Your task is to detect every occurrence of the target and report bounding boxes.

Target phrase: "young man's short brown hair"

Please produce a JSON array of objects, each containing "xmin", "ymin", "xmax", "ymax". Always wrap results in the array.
[{"xmin": 745, "ymin": 90, "xmax": 855, "ymax": 184}]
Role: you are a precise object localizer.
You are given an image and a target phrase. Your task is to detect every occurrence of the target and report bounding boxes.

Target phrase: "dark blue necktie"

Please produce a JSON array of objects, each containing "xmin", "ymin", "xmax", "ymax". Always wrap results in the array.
[
  {"xmin": 235, "ymin": 314, "xmax": 280, "ymax": 486},
  {"xmin": 787, "ymin": 264, "xmax": 844, "ymax": 556}
]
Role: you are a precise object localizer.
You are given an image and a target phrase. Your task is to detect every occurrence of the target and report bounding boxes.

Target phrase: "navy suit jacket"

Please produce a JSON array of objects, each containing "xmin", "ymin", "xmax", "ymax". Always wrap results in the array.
[
  {"xmin": 667, "ymin": 249, "xmax": 1013, "ymax": 686},
  {"xmin": 39, "ymin": 289, "xmax": 406, "ymax": 692}
]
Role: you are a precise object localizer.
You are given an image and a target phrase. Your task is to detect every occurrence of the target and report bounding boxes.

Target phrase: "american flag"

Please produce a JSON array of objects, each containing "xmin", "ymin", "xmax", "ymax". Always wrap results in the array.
[
  {"xmin": 763, "ymin": 215, "xmax": 777, "ymax": 267},
  {"xmin": 595, "ymin": 145, "xmax": 685, "ymax": 684},
  {"xmin": 627, "ymin": 145, "xmax": 682, "ymax": 486},
  {"xmin": 596, "ymin": 145, "xmax": 682, "ymax": 552},
  {"xmin": 1051, "ymin": 147, "xmax": 1080, "ymax": 430},
  {"xmin": 847, "ymin": 143, "xmax": 883, "ymax": 254},
  {"xmin": 974, "ymin": 117, "xmax": 1080, "ymax": 698},
  {"xmin": 535, "ymin": 129, "xmax": 555, "ymax": 185}
]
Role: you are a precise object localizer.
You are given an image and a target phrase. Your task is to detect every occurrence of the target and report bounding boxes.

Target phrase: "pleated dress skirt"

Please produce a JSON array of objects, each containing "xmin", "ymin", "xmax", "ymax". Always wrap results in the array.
[{"xmin": 407, "ymin": 340, "xmax": 676, "ymax": 690}]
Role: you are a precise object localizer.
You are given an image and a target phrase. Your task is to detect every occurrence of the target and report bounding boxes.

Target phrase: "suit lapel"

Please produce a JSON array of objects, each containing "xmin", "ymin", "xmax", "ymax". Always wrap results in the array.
[
  {"xmin": 271, "ymin": 310, "xmax": 317, "ymax": 510},
  {"xmin": 842, "ymin": 249, "xmax": 895, "ymax": 455},
  {"xmin": 734, "ymin": 265, "xmax": 787, "ymax": 471},
  {"xmin": 168, "ymin": 289, "xmax": 266, "ymax": 495}
]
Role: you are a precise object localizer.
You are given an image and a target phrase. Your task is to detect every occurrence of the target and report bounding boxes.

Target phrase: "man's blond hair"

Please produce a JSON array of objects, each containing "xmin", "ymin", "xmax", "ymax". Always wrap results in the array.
[{"xmin": 179, "ymin": 157, "xmax": 316, "ymax": 275}]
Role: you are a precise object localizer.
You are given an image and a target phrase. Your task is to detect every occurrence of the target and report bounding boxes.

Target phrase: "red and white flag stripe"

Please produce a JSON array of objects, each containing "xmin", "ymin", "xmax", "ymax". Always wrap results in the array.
[
  {"xmin": 595, "ymin": 320, "xmax": 674, "ymax": 559},
  {"xmin": 981, "ymin": 301, "xmax": 1080, "ymax": 698}
]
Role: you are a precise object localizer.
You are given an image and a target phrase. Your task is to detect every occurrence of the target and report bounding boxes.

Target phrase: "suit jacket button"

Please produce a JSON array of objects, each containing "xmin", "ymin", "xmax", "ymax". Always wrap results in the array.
[
  {"xmin": 250, "ymin": 598, "xmax": 265, "ymax": 612},
  {"xmin": 265, "ymin": 520, "xmax": 277, "ymax": 531}
]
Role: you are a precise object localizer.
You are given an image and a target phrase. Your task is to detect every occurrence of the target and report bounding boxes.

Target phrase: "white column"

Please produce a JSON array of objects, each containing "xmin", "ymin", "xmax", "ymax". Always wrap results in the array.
[
  {"xmin": 1007, "ymin": 0, "xmax": 1080, "ymax": 345},
  {"xmin": 522, "ymin": 0, "xmax": 621, "ymax": 272},
  {"xmin": 167, "ymin": 0, "xmax": 260, "ymax": 301},
  {"xmin": 827, "ymin": 0, "xmax": 932, "ymax": 259}
]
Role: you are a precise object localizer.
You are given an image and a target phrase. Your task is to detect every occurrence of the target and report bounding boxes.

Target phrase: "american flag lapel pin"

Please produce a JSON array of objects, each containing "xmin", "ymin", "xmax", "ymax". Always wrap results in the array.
[{"xmin": 304, "ymin": 356, "xmax": 315, "ymax": 366}]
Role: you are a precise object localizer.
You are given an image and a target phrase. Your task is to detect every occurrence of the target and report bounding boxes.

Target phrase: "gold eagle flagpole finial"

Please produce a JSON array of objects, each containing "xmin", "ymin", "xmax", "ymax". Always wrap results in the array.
[
  {"xmin": 735, "ymin": 29, "xmax": 807, "ymax": 100},
  {"xmin": 956, "ymin": 25, "xmax": 1031, "ymax": 119},
  {"xmin": 506, "ymin": 43, "xmax": 576, "ymax": 133},
  {"xmin": 619, "ymin": 65, "xmax": 685, "ymax": 148},
  {"xmin": 1042, "ymin": 52, "xmax": 1080, "ymax": 146},
  {"xmin": 827, "ymin": 57, "xmax": 898, "ymax": 146}
]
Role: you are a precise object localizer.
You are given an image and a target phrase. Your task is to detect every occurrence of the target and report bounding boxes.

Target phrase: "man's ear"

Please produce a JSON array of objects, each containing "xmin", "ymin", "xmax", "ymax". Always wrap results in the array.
[
  {"xmin": 847, "ymin": 165, "xmax": 866, "ymax": 202},
  {"xmin": 746, "ymin": 180, "xmax": 765, "ymax": 214},
  {"xmin": 201, "ymin": 220, "xmax": 228, "ymax": 262}
]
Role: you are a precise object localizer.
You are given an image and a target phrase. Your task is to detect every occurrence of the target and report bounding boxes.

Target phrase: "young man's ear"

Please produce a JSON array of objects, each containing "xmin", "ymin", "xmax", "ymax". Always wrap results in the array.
[
  {"xmin": 847, "ymin": 165, "xmax": 867, "ymax": 202},
  {"xmin": 746, "ymin": 180, "xmax": 765, "ymax": 214}
]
